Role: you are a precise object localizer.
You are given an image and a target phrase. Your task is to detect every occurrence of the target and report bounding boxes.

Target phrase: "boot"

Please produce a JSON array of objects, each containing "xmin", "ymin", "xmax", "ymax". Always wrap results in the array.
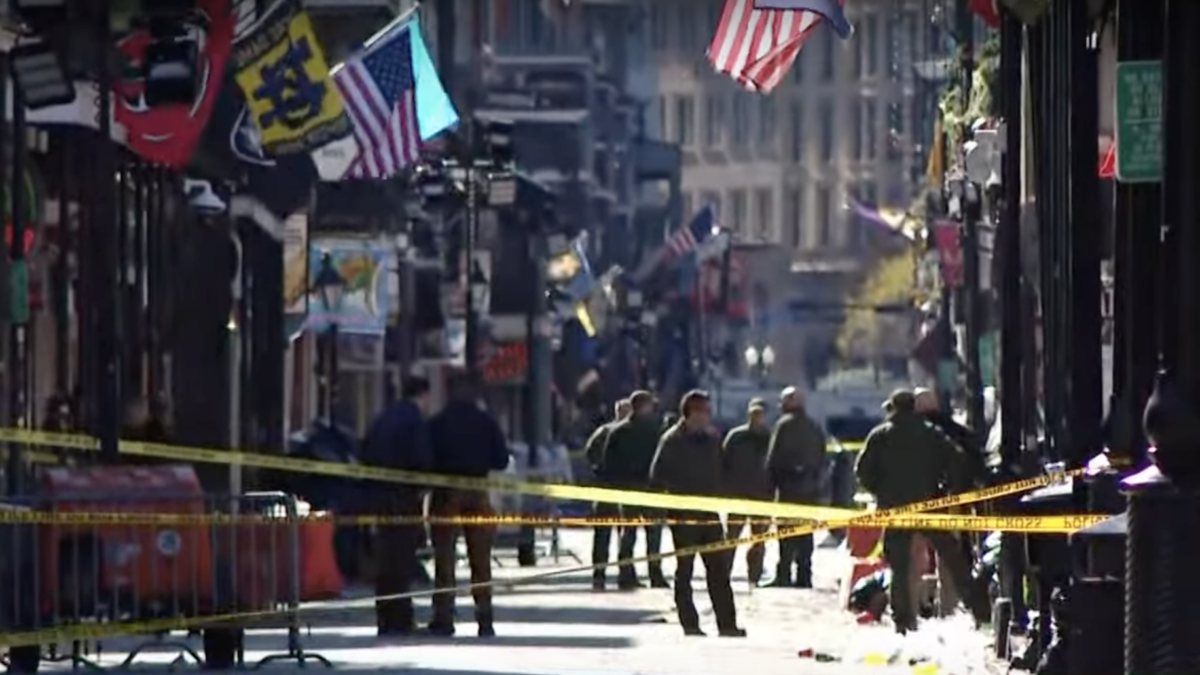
[
  {"xmin": 760, "ymin": 565, "xmax": 792, "ymax": 588},
  {"xmin": 794, "ymin": 566, "xmax": 813, "ymax": 589},
  {"xmin": 617, "ymin": 568, "xmax": 643, "ymax": 590},
  {"xmin": 648, "ymin": 565, "xmax": 669, "ymax": 588},
  {"xmin": 476, "ymin": 610, "xmax": 496, "ymax": 638},
  {"xmin": 592, "ymin": 571, "xmax": 606, "ymax": 592}
]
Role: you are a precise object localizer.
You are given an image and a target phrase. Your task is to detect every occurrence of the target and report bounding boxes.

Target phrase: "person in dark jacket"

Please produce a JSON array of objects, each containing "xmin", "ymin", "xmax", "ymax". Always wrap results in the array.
[
  {"xmin": 598, "ymin": 390, "xmax": 667, "ymax": 589},
  {"xmin": 721, "ymin": 399, "xmax": 773, "ymax": 586},
  {"xmin": 361, "ymin": 376, "xmax": 433, "ymax": 636},
  {"xmin": 914, "ymin": 388, "xmax": 986, "ymax": 486},
  {"xmin": 855, "ymin": 390, "xmax": 991, "ymax": 634},
  {"xmin": 763, "ymin": 386, "xmax": 827, "ymax": 588},
  {"xmin": 587, "ymin": 398, "xmax": 635, "ymax": 590},
  {"xmin": 427, "ymin": 384, "xmax": 511, "ymax": 637},
  {"xmin": 650, "ymin": 390, "xmax": 745, "ymax": 637}
]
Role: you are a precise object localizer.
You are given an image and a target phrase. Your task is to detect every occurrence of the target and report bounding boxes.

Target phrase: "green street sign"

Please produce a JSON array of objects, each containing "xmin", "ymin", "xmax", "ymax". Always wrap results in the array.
[
  {"xmin": 1114, "ymin": 60, "xmax": 1163, "ymax": 183},
  {"xmin": 9, "ymin": 260, "xmax": 27, "ymax": 325}
]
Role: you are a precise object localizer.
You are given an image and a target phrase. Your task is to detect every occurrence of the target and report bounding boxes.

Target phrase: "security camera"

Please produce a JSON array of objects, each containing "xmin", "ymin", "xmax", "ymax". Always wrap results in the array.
[{"xmin": 183, "ymin": 178, "xmax": 226, "ymax": 215}]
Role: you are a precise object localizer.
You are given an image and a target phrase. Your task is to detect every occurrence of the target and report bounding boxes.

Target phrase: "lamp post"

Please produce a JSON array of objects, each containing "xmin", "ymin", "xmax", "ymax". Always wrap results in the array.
[
  {"xmin": 313, "ymin": 252, "xmax": 345, "ymax": 422},
  {"xmin": 744, "ymin": 345, "xmax": 775, "ymax": 385}
]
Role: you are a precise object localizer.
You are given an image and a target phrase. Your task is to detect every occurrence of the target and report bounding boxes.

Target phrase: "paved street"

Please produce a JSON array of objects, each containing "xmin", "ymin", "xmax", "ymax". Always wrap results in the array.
[{"xmin": 46, "ymin": 530, "xmax": 1002, "ymax": 675}]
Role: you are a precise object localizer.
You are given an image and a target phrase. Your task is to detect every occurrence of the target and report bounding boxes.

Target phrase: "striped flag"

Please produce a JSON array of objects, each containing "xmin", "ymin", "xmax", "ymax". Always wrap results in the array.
[
  {"xmin": 665, "ymin": 205, "xmax": 719, "ymax": 261},
  {"xmin": 333, "ymin": 19, "xmax": 422, "ymax": 179},
  {"xmin": 708, "ymin": 0, "xmax": 849, "ymax": 92}
]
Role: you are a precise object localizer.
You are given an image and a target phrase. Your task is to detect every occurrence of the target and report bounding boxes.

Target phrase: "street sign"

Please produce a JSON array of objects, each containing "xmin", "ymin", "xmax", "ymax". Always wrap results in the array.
[{"xmin": 1114, "ymin": 60, "xmax": 1163, "ymax": 183}]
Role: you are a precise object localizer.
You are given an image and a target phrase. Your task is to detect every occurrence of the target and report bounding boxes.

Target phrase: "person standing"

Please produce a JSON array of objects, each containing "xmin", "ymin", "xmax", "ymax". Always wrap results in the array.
[
  {"xmin": 361, "ymin": 376, "xmax": 433, "ymax": 636},
  {"xmin": 914, "ymin": 388, "xmax": 987, "ymax": 487},
  {"xmin": 650, "ymin": 390, "xmax": 745, "ymax": 637},
  {"xmin": 587, "ymin": 398, "xmax": 633, "ymax": 590},
  {"xmin": 855, "ymin": 390, "xmax": 991, "ymax": 634},
  {"xmin": 427, "ymin": 383, "xmax": 511, "ymax": 637},
  {"xmin": 721, "ymin": 399, "xmax": 774, "ymax": 586},
  {"xmin": 598, "ymin": 391, "xmax": 667, "ymax": 589},
  {"xmin": 763, "ymin": 386, "xmax": 827, "ymax": 588}
]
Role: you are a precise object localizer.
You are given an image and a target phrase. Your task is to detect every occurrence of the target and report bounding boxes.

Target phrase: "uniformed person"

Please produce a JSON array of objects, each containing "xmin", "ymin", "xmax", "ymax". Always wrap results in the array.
[
  {"xmin": 598, "ymin": 391, "xmax": 667, "ymax": 589},
  {"xmin": 587, "ymin": 398, "xmax": 634, "ymax": 590},
  {"xmin": 763, "ymin": 386, "xmax": 827, "ymax": 588},
  {"xmin": 651, "ymin": 390, "xmax": 745, "ymax": 637},
  {"xmin": 721, "ymin": 398, "xmax": 774, "ymax": 586},
  {"xmin": 855, "ymin": 389, "xmax": 991, "ymax": 634}
]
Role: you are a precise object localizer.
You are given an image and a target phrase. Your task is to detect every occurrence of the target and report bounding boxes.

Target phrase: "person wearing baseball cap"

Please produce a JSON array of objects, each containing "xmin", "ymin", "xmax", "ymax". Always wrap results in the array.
[
  {"xmin": 763, "ymin": 385, "xmax": 827, "ymax": 588},
  {"xmin": 720, "ymin": 398, "xmax": 773, "ymax": 586},
  {"xmin": 855, "ymin": 388, "xmax": 991, "ymax": 633}
]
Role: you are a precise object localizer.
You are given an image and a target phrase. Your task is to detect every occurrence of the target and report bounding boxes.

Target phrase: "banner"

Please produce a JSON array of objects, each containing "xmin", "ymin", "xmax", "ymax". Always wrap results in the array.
[
  {"xmin": 232, "ymin": 0, "xmax": 352, "ymax": 156},
  {"xmin": 303, "ymin": 238, "xmax": 389, "ymax": 335},
  {"xmin": 281, "ymin": 212, "xmax": 309, "ymax": 339}
]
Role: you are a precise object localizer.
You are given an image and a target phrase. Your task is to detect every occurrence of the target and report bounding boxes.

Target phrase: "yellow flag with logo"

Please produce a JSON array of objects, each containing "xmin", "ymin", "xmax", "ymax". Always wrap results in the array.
[
  {"xmin": 925, "ymin": 116, "xmax": 944, "ymax": 187},
  {"xmin": 232, "ymin": 0, "xmax": 353, "ymax": 156}
]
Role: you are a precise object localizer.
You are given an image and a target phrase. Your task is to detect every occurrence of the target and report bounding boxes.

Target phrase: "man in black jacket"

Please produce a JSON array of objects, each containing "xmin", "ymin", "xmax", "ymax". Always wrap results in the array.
[
  {"xmin": 650, "ymin": 390, "xmax": 744, "ymax": 637},
  {"xmin": 763, "ymin": 386, "xmax": 827, "ymax": 588},
  {"xmin": 362, "ymin": 376, "xmax": 433, "ymax": 636},
  {"xmin": 586, "ymin": 398, "xmax": 633, "ymax": 590},
  {"xmin": 914, "ymin": 388, "xmax": 986, "ymax": 486},
  {"xmin": 427, "ymin": 383, "xmax": 511, "ymax": 637},
  {"xmin": 721, "ymin": 399, "xmax": 773, "ymax": 586},
  {"xmin": 598, "ymin": 391, "xmax": 667, "ymax": 589}
]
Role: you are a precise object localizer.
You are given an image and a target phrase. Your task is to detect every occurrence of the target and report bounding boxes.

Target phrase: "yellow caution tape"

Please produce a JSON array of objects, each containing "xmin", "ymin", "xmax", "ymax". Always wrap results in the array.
[
  {"xmin": 0, "ymin": 509, "xmax": 1106, "ymax": 533},
  {"xmin": 0, "ymin": 467, "xmax": 1080, "ymax": 649},
  {"xmin": 0, "ymin": 427, "xmax": 1081, "ymax": 525}
]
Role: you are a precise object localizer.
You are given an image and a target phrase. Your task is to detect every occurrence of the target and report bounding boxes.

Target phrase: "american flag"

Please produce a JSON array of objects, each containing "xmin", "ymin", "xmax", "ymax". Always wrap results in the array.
[
  {"xmin": 665, "ymin": 205, "xmax": 719, "ymax": 260},
  {"xmin": 333, "ymin": 22, "xmax": 421, "ymax": 179},
  {"xmin": 708, "ymin": 0, "xmax": 849, "ymax": 92}
]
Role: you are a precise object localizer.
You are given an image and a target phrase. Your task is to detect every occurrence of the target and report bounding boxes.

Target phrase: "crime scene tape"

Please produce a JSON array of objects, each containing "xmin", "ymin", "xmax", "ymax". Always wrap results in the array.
[
  {"xmin": 0, "ymin": 468, "xmax": 1082, "ymax": 649},
  {"xmin": 0, "ymin": 509, "xmax": 1108, "ymax": 533},
  {"xmin": 0, "ymin": 428, "xmax": 1080, "ymax": 524}
]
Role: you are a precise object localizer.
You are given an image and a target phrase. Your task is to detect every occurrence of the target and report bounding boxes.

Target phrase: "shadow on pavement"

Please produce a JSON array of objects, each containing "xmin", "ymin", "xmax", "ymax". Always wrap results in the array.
[
  {"xmin": 241, "ymin": 632, "xmax": 635, "ymax": 651},
  {"xmin": 297, "ymin": 604, "xmax": 666, "ymax": 626}
]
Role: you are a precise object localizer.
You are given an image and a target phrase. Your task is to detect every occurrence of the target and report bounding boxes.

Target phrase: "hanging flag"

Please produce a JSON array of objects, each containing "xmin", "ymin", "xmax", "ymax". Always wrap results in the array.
[
  {"xmin": 752, "ymin": 0, "xmax": 852, "ymax": 38},
  {"xmin": 113, "ymin": 0, "xmax": 234, "ymax": 166},
  {"xmin": 634, "ymin": 204, "xmax": 722, "ymax": 285},
  {"xmin": 331, "ymin": 13, "xmax": 458, "ymax": 180},
  {"xmin": 845, "ymin": 196, "xmax": 919, "ymax": 241},
  {"xmin": 232, "ymin": 0, "xmax": 352, "ymax": 156},
  {"xmin": 708, "ymin": 0, "xmax": 848, "ymax": 93}
]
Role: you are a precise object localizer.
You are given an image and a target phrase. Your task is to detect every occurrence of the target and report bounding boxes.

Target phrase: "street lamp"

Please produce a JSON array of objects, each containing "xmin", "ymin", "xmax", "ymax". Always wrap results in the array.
[
  {"xmin": 313, "ymin": 251, "xmax": 345, "ymax": 421},
  {"xmin": 744, "ymin": 344, "xmax": 775, "ymax": 383}
]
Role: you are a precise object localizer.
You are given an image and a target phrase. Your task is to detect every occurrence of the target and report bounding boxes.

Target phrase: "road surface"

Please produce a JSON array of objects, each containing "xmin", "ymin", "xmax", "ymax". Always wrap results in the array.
[{"xmin": 43, "ymin": 529, "xmax": 1003, "ymax": 674}]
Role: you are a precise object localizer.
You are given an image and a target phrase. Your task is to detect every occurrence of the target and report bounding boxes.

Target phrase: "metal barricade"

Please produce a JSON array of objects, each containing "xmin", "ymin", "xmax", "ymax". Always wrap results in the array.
[{"xmin": 0, "ymin": 464, "xmax": 329, "ymax": 673}]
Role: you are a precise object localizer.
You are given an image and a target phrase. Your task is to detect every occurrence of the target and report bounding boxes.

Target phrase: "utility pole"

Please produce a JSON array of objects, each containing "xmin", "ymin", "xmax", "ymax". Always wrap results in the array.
[
  {"xmin": 956, "ymin": 0, "xmax": 986, "ymax": 436},
  {"xmin": 5, "ymin": 60, "xmax": 27, "ymax": 494},
  {"xmin": 96, "ymin": 0, "xmax": 121, "ymax": 462}
]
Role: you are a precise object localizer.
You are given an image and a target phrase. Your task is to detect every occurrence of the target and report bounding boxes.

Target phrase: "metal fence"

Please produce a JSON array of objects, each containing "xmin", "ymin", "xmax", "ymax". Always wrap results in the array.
[{"xmin": 0, "ymin": 464, "xmax": 327, "ymax": 672}]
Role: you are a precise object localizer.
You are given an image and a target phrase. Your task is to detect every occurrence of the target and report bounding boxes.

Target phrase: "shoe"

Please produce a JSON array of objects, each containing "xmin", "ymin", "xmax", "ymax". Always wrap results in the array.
[
  {"xmin": 649, "ymin": 576, "xmax": 670, "ymax": 589},
  {"xmin": 759, "ymin": 576, "xmax": 792, "ymax": 588},
  {"xmin": 426, "ymin": 622, "xmax": 455, "ymax": 637},
  {"xmin": 617, "ymin": 578, "xmax": 645, "ymax": 591},
  {"xmin": 477, "ymin": 624, "xmax": 496, "ymax": 638},
  {"xmin": 682, "ymin": 626, "xmax": 706, "ymax": 636},
  {"xmin": 718, "ymin": 627, "xmax": 747, "ymax": 638},
  {"xmin": 793, "ymin": 578, "xmax": 813, "ymax": 589},
  {"xmin": 592, "ymin": 576, "xmax": 606, "ymax": 592}
]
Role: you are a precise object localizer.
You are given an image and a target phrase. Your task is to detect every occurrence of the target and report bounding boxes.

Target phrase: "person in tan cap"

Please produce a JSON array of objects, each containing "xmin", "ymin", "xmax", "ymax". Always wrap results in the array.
[
  {"xmin": 720, "ymin": 398, "xmax": 773, "ymax": 586},
  {"xmin": 855, "ymin": 388, "xmax": 990, "ymax": 633},
  {"xmin": 763, "ymin": 386, "xmax": 827, "ymax": 588}
]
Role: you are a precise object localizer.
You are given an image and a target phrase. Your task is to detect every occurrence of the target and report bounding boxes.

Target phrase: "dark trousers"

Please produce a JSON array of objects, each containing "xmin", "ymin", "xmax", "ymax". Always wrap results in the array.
[
  {"xmin": 669, "ymin": 515, "xmax": 737, "ymax": 632},
  {"xmin": 729, "ymin": 515, "xmax": 768, "ymax": 583},
  {"xmin": 592, "ymin": 502, "xmax": 664, "ymax": 581},
  {"xmin": 776, "ymin": 530, "xmax": 814, "ymax": 583},
  {"xmin": 884, "ymin": 529, "xmax": 982, "ymax": 629},
  {"xmin": 374, "ymin": 490, "xmax": 425, "ymax": 633},
  {"xmin": 430, "ymin": 488, "xmax": 495, "ymax": 627}
]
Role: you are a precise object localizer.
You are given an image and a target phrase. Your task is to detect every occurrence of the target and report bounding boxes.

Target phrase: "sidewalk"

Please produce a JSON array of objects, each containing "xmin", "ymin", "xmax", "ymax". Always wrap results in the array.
[{"xmin": 41, "ymin": 529, "xmax": 1003, "ymax": 675}]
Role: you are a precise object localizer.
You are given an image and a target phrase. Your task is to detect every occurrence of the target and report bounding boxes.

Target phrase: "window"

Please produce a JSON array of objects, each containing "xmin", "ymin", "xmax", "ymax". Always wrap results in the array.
[
  {"xmin": 864, "ymin": 14, "xmax": 879, "ymax": 76},
  {"xmin": 757, "ymin": 97, "xmax": 776, "ymax": 146},
  {"xmin": 701, "ymin": 190, "xmax": 722, "ymax": 218},
  {"xmin": 903, "ymin": 11, "xmax": 920, "ymax": 66},
  {"xmin": 678, "ymin": 5, "xmax": 697, "ymax": 51},
  {"xmin": 792, "ymin": 49, "xmax": 804, "ymax": 82},
  {"xmin": 729, "ymin": 189, "xmax": 748, "ymax": 232},
  {"xmin": 789, "ymin": 102, "xmax": 805, "ymax": 162},
  {"xmin": 851, "ymin": 100, "xmax": 863, "ymax": 159},
  {"xmin": 650, "ymin": 4, "xmax": 668, "ymax": 50},
  {"xmin": 674, "ymin": 96, "xmax": 695, "ymax": 146},
  {"xmin": 731, "ymin": 95, "xmax": 751, "ymax": 147},
  {"xmin": 704, "ymin": 94, "xmax": 725, "ymax": 148},
  {"xmin": 819, "ymin": 100, "xmax": 834, "ymax": 162},
  {"xmin": 754, "ymin": 188, "xmax": 774, "ymax": 241},
  {"xmin": 816, "ymin": 185, "xmax": 832, "ymax": 248},
  {"xmin": 786, "ymin": 188, "xmax": 805, "ymax": 248},
  {"xmin": 864, "ymin": 101, "xmax": 878, "ymax": 160},
  {"xmin": 820, "ymin": 31, "xmax": 835, "ymax": 81},
  {"xmin": 657, "ymin": 96, "xmax": 667, "ymax": 140},
  {"xmin": 681, "ymin": 192, "xmax": 694, "ymax": 220},
  {"xmin": 860, "ymin": 181, "xmax": 878, "ymax": 204}
]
